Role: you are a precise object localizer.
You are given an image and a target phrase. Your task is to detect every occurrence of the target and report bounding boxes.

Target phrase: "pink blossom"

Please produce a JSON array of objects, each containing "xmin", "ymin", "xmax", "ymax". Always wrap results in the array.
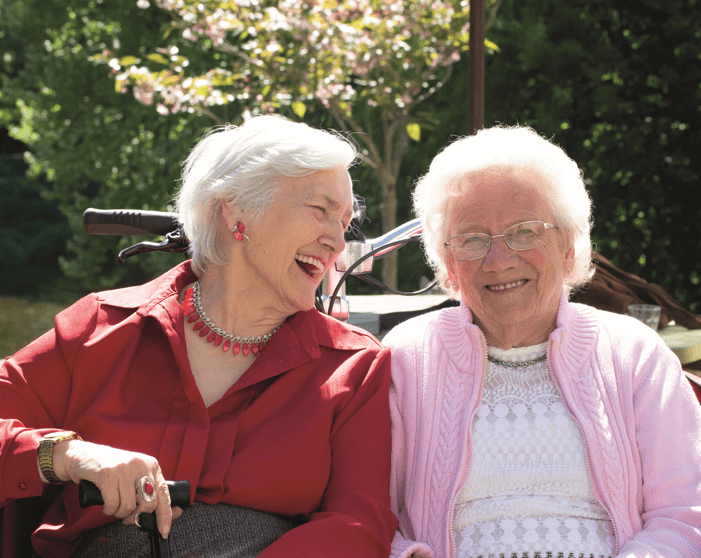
[{"xmin": 101, "ymin": 0, "xmax": 478, "ymax": 119}]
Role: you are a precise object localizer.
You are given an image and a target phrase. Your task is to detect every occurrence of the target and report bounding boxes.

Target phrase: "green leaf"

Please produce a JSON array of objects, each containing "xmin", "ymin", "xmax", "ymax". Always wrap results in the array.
[
  {"xmin": 485, "ymin": 39, "xmax": 500, "ymax": 52},
  {"xmin": 406, "ymin": 122, "xmax": 421, "ymax": 141},
  {"xmin": 118, "ymin": 55, "xmax": 139, "ymax": 67},
  {"xmin": 161, "ymin": 75, "xmax": 182, "ymax": 86},
  {"xmin": 291, "ymin": 101, "xmax": 306, "ymax": 118},
  {"xmin": 146, "ymin": 53, "xmax": 170, "ymax": 65}
]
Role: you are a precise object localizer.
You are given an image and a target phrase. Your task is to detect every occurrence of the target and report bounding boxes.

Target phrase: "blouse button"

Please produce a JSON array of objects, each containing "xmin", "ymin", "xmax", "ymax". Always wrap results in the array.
[{"xmin": 18, "ymin": 483, "xmax": 27, "ymax": 492}]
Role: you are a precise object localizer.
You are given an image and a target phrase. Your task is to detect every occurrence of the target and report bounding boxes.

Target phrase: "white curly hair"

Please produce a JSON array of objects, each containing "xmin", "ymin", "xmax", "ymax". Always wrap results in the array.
[{"xmin": 413, "ymin": 125, "xmax": 594, "ymax": 297}]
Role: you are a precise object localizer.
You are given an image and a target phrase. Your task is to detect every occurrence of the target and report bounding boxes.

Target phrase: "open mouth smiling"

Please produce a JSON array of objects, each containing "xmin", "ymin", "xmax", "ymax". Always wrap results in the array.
[
  {"xmin": 295, "ymin": 254, "xmax": 327, "ymax": 277},
  {"xmin": 486, "ymin": 279, "xmax": 528, "ymax": 292}
]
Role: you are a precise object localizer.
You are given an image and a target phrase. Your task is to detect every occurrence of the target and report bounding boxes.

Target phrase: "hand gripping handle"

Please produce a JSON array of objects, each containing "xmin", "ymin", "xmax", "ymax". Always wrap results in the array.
[{"xmin": 78, "ymin": 479, "xmax": 191, "ymax": 508}]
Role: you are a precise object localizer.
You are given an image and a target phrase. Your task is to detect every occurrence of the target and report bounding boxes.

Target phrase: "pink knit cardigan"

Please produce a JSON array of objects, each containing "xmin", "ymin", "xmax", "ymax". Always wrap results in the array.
[{"xmin": 386, "ymin": 292, "xmax": 701, "ymax": 558}]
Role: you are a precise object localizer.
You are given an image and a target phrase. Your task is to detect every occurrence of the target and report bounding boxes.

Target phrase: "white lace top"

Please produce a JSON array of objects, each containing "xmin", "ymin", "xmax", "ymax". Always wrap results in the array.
[{"xmin": 452, "ymin": 342, "xmax": 615, "ymax": 558}]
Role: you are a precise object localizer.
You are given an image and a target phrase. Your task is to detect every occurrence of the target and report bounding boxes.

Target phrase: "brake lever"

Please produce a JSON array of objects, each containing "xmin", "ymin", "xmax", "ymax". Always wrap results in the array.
[{"xmin": 118, "ymin": 229, "xmax": 189, "ymax": 264}]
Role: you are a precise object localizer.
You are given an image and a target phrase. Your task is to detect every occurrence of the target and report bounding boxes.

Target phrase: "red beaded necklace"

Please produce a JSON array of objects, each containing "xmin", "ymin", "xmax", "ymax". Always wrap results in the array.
[{"xmin": 181, "ymin": 281, "xmax": 280, "ymax": 357}]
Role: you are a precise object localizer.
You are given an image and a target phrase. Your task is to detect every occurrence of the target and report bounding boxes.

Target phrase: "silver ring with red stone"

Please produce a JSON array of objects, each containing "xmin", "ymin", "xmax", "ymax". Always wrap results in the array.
[{"xmin": 137, "ymin": 476, "xmax": 157, "ymax": 502}]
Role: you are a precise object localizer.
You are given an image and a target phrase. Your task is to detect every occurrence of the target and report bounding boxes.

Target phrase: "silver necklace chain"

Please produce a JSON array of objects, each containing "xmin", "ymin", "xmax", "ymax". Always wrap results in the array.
[
  {"xmin": 192, "ymin": 281, "xmax": 280, "ymax": 345},
  {"xmin": 487, "ymin": 354, "xmax": 548, "ymax": 368}
]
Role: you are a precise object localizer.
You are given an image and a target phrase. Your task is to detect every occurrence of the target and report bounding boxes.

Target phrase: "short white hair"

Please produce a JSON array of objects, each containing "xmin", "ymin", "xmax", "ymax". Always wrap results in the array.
[
  {"xmin": 176, "ymin": 115, "xmax": 357, "ymax": 276},
  {"xmin": 413, "ymin": 125, "xmax": 594, "ymax": 296}
]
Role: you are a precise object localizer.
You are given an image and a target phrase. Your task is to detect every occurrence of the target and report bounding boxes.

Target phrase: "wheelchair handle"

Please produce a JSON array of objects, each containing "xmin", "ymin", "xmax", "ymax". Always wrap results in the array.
[{"xmin": 83, "ymin": 208, "xmax": 180, "ymax": 236}]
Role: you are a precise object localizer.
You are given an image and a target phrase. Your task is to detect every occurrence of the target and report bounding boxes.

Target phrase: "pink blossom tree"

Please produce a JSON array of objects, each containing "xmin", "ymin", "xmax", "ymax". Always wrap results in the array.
[{"xmin": 94, "ymin": 0, "xmax": 500, "ymax": 289}]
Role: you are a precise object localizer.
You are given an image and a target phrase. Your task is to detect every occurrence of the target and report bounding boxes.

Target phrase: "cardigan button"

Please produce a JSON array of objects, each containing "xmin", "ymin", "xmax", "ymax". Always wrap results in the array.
[{"xmin": 18, "ymin": 483, "xmax": 27, "ymax": 492}]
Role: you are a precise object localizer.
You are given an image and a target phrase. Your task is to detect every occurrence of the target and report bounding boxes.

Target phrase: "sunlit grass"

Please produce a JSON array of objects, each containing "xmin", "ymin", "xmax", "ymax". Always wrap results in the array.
[{"xmin": 0, "ymin": 297, "xmax": 71, "ymax": 360}]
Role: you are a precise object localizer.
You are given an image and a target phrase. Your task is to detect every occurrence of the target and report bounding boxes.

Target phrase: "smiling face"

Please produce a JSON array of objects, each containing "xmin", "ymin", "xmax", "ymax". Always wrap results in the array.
[
  {"xmin": 236, "ymin": 165, "xmax": 354, "ymax": 317},
  {"xmin": 445, "ymin": 177, "xmax": 574, "ymax": 349}
]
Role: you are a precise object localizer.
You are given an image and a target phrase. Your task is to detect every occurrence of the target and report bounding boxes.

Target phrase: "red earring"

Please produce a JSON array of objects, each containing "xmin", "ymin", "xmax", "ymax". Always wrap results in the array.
[{"xmin": 232, "ymin": 221, "xmax": 250, "ymax": 243}]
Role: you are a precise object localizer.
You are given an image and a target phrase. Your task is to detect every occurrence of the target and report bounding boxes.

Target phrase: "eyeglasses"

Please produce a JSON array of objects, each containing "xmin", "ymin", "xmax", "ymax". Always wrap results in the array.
[{"xmin": 445, "ymin": 221, "xmax": 558, "ymax": 261}]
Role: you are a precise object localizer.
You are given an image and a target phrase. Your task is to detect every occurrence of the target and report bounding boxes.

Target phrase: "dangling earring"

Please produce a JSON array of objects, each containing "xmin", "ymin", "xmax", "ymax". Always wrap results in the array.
[{"xmin": 232, "ymin": 221, "xmax": 250, "ymax": 243}]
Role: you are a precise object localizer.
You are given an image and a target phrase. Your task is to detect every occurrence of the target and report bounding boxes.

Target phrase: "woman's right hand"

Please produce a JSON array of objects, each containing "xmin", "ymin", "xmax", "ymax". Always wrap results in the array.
[{"xmin": 51, "ymin": 439, "xmax": 181, "ymax": 538}]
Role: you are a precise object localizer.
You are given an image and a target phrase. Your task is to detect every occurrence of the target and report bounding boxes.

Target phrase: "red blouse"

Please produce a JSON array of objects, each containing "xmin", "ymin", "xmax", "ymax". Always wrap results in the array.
[{"xmin": 0, "ymin": 261, "xmax": 397, "ymax": 557}]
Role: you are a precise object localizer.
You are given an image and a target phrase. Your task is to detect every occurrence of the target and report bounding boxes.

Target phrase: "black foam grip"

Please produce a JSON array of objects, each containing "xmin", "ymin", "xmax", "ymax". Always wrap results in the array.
[
  {"xmin": 79, "ymin": 479, "xmax": 191, "ymax": 508},
  {"xmin": 82, "ymin": 208, "xmax": 179, "ymax": 236}
]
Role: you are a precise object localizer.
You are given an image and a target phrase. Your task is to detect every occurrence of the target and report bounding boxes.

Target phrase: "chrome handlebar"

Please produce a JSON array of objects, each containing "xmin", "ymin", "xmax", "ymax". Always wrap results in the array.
[
  {"xmin": 335, "ymin": 218, "xmax": 423, "ymax": 275},
  {"xmin": 322, "ymin": 218, "xmax": 425, "ymax": 319}
]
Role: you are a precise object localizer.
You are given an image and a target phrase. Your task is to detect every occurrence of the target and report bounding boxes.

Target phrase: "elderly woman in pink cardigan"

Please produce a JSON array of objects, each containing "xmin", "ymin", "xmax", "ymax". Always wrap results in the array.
[{"xmin": 385, "ymin": 126, "xmax": 701, "ymax": 558}]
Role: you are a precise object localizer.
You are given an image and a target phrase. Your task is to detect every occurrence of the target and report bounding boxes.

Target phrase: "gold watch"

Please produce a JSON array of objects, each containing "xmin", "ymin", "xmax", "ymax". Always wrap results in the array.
[{"xmin": 38, "ymin": 431, "xmax": 82, "ymax": 484}]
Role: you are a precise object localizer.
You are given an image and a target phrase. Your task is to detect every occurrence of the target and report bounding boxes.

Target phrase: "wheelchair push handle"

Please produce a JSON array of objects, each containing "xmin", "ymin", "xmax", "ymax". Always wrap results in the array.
[
  {"xmin": 82, "ymin": 208, "xmax": 180, "ymax": 237},
  {"xmin": 78, "ymin": 479, "xmax": 191, "ymax": 508},
  {"xmin": 82, "ymin": 208, "xmax": 188, "ymax": 263}
]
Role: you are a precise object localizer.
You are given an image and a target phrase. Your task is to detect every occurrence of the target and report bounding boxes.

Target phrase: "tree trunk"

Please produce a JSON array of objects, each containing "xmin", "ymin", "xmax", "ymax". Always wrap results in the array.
[
  {"xmin": 377, "ymin": 164, "xmax": 398, "ymax": 291},
  {"xmin": 325, "ymin": 101, "xmax": 406, "ymax": 292}
]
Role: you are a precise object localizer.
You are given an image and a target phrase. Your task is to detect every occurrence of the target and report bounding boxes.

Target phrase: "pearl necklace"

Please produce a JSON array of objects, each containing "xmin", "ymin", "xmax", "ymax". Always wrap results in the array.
[
  {"xmin": 181, "ymin": 281, "xmax": 280, "ymax": 357},
  {"xmin": 486, "ymin": 354, "xmax": 548, "ymax": 368}
]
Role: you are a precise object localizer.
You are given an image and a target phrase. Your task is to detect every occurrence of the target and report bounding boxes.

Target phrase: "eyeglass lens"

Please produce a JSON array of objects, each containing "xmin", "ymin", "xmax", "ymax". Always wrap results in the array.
[{"xmin": 448, "ymin": 221, "xmax": 548, "ymax": 261}]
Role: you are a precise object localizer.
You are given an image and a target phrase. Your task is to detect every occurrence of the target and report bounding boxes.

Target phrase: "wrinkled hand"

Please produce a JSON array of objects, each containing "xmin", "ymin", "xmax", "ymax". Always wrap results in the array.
[{"xmin": 52, "ymin": 439, "xmax": 182, "ymax": 538}]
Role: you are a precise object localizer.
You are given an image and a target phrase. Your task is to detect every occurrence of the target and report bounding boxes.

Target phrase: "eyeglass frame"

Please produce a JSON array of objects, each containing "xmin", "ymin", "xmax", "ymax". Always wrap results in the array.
[{"xmin": 444, "ymin": 221, "xmax": 558, "ymax": 261}]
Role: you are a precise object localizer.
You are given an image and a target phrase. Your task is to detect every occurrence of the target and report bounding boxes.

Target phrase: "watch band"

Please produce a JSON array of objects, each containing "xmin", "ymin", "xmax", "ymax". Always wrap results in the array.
[{"xmin": 38, "ymin": 431, "xmax": 82, "ymax": 484}]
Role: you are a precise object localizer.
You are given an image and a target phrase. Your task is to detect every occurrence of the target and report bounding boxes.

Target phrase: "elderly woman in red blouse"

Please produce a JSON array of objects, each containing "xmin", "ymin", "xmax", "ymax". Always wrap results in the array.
[{"xmin": 0, "ymin": 115, "xmax": 397, "ymax": 558}]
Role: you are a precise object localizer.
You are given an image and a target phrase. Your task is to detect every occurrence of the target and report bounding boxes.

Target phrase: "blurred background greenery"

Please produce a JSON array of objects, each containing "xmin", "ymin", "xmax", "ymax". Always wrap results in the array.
[{"xmin": 1, "ymin": 0, "xmax": 699, "ymax": 357}]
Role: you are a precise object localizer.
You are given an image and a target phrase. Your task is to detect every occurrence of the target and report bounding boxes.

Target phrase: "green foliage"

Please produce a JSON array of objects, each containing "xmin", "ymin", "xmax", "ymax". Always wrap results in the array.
[
  {"xmin": 0, "ymin": 154, "xmax": 71, "ymax": 296},
  {"xmin": 0, "ymin": 296, "xmax": 72, "ymax": 358},
  {"xmin": 1, "ymin": 0, "xmax": 214, "ymax": 293},
  {"xmin": 484, "ymin": 0, "xmax": 701, "ymax": 312},
  {"xmin": 2, "ymin": 0, "xmax": 700, "ymax": 313}
]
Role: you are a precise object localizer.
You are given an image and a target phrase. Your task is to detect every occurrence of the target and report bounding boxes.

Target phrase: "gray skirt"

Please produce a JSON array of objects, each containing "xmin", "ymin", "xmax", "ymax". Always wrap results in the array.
[{"xmin": 72, "ymin": 502, "xmax": 301, "ymax": 558}]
